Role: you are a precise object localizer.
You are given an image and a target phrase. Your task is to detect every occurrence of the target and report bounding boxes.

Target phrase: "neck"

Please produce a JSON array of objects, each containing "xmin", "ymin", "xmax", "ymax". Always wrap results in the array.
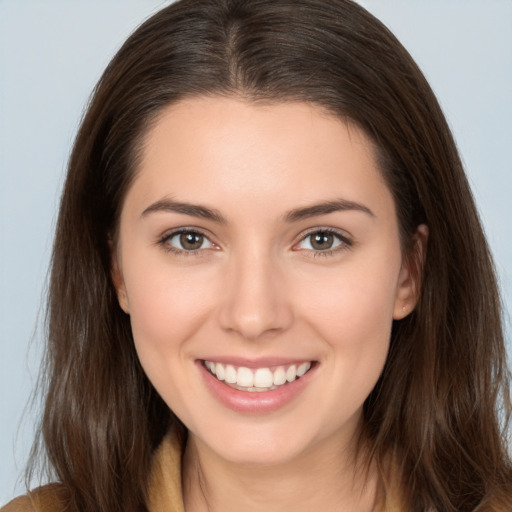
[{"xmin": 182, "ymin": 430, "xmax": 382, "ymax": 512}]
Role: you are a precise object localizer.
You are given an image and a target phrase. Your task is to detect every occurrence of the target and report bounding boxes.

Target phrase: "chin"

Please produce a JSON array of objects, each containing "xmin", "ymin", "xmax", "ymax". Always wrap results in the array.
[
  {"xmin": 192, "ymin": 419, "xmax": 330, "ymax": 468},
  {"xmin": 212, "ymin": 438, "xmax": 306, "ymax": 467}
]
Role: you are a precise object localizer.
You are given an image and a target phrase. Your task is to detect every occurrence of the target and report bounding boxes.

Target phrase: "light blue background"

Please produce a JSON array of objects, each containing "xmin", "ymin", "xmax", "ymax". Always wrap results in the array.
[{"xmin": 1, "ymin": 0, "xmax": 511, "ymax": 504}]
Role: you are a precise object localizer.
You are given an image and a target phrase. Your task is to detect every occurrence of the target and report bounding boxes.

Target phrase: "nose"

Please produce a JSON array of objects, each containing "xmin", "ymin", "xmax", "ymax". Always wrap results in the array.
[{"xmin": 218, "ymin": 250, "xmax": 294, "ymax": 341}]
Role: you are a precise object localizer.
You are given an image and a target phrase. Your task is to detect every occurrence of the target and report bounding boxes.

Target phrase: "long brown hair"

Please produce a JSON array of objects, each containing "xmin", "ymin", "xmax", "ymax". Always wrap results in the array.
[{"xmin": 29, "ymin": 1, "xmax": 511, "ymax": 510}]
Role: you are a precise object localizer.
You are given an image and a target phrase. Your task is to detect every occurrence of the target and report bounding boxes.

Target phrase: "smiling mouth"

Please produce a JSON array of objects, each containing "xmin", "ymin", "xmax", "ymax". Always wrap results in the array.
[{"xmin": 202, "ymin": 360, "xmax": 313, "ymax": 392}]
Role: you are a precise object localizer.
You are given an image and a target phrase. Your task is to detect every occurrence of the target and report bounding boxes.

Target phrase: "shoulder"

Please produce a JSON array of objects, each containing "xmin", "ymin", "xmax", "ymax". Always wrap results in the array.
[
  {"xmin": 0, "ymin": 496, "xmax": 33, "ymax": 512},
  {"xmin": 1, "ymin": 484, "xmax": 68, "ymax": 512}
]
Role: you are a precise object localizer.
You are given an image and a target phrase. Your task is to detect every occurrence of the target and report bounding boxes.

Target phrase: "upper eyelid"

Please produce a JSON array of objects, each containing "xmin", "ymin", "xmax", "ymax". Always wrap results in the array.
[
  {"xmin": 159, "ymin": 226, "xmax": 214, "ymax": 241},
  {"xmin": 296, "ymin": 226, "xmax": 352, "ymax": 242}
]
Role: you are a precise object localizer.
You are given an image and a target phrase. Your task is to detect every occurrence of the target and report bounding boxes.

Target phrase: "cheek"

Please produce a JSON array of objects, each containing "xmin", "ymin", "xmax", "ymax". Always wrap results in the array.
[
  {"xmin": 299, "ymin": 261, "xmax": 399, "ymax": 340},
  {"xmin": 122, "ymin": 263, "xmax": 222, "ymax": 417},
  {"xmin": 297, "ymin": 269, "xmax": 397, "ymax": 420},
  {"xmin": 122, "ymin": 258, "xmax": 219, "ymax": 365},
  {"xmin": 294, "ymin": 255, "xmax": 400, "ymax": 386}
]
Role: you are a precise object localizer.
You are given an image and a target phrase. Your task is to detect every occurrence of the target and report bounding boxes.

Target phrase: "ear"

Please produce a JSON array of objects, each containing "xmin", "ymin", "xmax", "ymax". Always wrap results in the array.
[
  {"xmin": 109, "ymin": 240, "xmax": 130, "ymax": 314},
  {"xmin": 393, "ymin": 224, "xmax": 428, "ymax": 320}
]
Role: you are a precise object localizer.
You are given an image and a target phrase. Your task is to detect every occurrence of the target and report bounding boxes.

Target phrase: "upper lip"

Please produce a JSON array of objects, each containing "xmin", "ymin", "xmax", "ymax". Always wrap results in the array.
[{"xmin": 198, "ymin": 357, "xmax": 315, "ymax": 369}]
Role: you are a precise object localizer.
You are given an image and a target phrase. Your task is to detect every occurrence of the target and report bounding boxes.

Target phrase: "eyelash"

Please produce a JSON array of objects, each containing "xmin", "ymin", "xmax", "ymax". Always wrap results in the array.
[
  {"xmin": 294, "ymin": 228, "xmax": 353, "ymax": 258},
  {"xmin": 157, "ymin": 228, "xmax": 216, "ymax": 256},
  {"xmin": 157, "ymin": 227, "xmax": 353, "ymax": 257}
]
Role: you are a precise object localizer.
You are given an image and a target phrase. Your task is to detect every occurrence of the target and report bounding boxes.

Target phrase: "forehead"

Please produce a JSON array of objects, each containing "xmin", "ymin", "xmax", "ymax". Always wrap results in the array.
[{"xmin": 126, "ymin": 96, "xmax": 393, "ymax": 220}]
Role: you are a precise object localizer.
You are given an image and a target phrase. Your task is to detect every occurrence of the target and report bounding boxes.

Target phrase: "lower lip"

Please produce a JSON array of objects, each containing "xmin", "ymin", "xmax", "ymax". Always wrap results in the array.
[{"xmin": 198, "ymin": 361, "xmax": 316, "ymax": 414}]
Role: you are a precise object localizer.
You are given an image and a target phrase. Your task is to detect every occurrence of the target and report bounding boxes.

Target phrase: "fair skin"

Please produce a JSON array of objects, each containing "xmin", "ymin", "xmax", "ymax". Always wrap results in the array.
[{"xmin": 113, "ymin": 96, "xmax": 425, "ymax": 512}]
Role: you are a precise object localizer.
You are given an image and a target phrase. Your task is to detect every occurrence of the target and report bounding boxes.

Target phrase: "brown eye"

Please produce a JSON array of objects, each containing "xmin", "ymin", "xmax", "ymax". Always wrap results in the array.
[
  {"xmin": 310, "ymin": 232, "xmax": 335, "ymax": 250},
  {"xmin": 180, "ymin": 232, "xmax": 204, "ymax": 250},
  {"xmin": 164, "ymin": 230, "xmax": 214, "ymax": 252},
  {"xmin": 295, "ymin": 230, "xmax": 348, "ymax": 253}
]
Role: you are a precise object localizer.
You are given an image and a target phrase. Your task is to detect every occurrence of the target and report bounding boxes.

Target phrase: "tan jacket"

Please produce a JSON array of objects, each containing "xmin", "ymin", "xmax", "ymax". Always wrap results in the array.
[
  {"xmin": 1, "ymin": 432, "xmax": 185, "ymax": 512},
  {"xmin": 1, "ymin": 432, "xmax": 398, "ymax": 512}
]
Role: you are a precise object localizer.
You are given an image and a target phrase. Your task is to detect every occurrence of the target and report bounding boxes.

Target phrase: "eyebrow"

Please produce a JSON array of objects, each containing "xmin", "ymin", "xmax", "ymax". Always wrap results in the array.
[
  {"xmin": 284, "ymin": 199, "xmax": 374, "ymax": 222},
  {"xmin": 141, "ymin": 199, "xmax": 227, "ymax": 224},
  {"xmin": 140, "ymin": 197, "xmax": 374, "ymax": 224}
]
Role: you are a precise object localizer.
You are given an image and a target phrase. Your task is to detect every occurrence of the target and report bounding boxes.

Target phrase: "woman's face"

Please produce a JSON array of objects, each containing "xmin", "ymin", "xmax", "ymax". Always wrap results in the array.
[{"xmin": 113, "ymin": 97, "xmax": 419, "ymax": 466}]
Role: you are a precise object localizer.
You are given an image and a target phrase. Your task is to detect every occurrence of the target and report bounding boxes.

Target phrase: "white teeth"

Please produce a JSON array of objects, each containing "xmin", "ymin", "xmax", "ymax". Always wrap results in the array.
[
  {"xmin": 237, "ymin": 367, "xmax": 254, "ymax": 387},
  {"xmin": 215, "ymin": 362, "xmax": 225, "ymax": 381},
  {"xmin": 224, "ymin": 364, "xmax": 237, "ymax": 384},
  {"xmin": 254, "ymin": 368, "xmax": 273, "ymax": 388},
  {"xmin": 286, "ymin": 365, "xmax": 297, "ymax": 382},
  {"xmin": 205, "ymin": 360, "xmax": 313, "ymax": 390},
  {"xmin": 273, "ymin": 366, "xmax": 287, "ymax": 386},
  {"xmin": 297, "ymin": 362, "xmax": 311, "ymax": 377}
]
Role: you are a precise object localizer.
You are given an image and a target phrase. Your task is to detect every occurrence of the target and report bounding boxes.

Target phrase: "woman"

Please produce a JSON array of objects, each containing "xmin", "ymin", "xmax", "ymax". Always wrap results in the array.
[{"xmin": 2, "ymin": 0, "xmax": 511, "ymax": 510}]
